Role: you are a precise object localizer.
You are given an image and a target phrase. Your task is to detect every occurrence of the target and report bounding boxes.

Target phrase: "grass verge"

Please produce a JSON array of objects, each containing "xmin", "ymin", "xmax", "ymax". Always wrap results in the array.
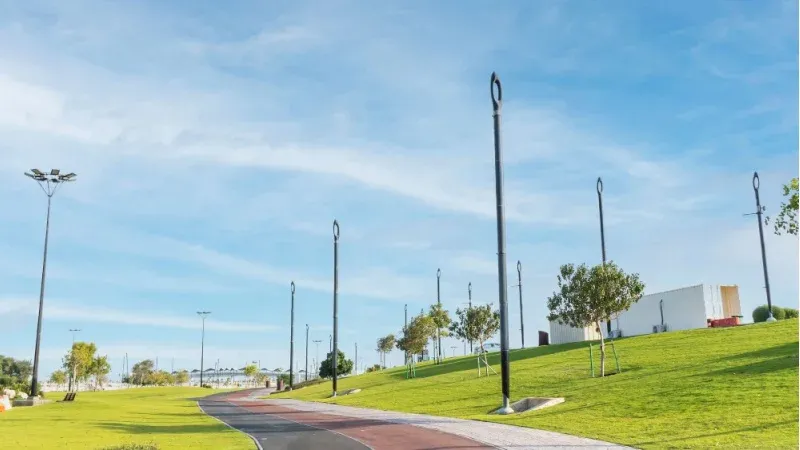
[
  {"xmin": 0, "ymin": 387, "xmax": 252, "ymax": 449},
  {"xmin": 272, "ymin": 319, "xmax": 799, "ymax": 449}
]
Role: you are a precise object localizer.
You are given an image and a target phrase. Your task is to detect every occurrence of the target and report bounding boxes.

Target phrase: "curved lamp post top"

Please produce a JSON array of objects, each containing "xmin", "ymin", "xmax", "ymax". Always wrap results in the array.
[
  {"xmin": 597, "ymin": 177, "xmax": 603, "ymax": 194},
  {"xmin": 333, "ymin": 220, "xmax": 340, "ymax": 241},
  {"xmin": 490, "ymin": 72, "xmax": 502, "ymax": 112},
  {"xmin": 753, "ymin": 171, "xmax": 760, "ymax": 191},
  {"xmin": 290, "ymin": 281, "xmax": 295, "ymax": 294}
]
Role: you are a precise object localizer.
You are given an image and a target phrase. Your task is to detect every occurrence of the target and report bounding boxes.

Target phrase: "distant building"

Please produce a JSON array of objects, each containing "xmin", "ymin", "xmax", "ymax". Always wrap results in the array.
[{"xmin": 548, "ymin": 284, "xmax": 742, "ymax": 345}]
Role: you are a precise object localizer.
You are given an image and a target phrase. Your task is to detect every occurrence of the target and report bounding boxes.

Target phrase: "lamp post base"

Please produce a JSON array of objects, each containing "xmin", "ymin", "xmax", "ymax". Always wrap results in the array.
[
  {"xmin": 493, "ymin": 405, "xmax": 514, "ymax": 415},
  {"xmin": 766, "ymin": 314, "xmax": 777, "ymax": 322}
]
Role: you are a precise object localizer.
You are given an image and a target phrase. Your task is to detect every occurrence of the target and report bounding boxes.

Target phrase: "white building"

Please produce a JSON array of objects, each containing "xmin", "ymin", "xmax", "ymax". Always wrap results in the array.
[{"xmin": 548, "ymin": 284, "xmax": 742, "ymax": 345}]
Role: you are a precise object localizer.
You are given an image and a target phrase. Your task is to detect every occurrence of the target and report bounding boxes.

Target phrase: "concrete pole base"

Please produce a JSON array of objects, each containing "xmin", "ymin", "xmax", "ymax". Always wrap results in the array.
[
  {"xmin": 766, "ymin": 315, "xmax": 778, "ymax": 322},
  {"xmin": 493, "ymin": 405, "xmax": 515, "ymax": 415}
]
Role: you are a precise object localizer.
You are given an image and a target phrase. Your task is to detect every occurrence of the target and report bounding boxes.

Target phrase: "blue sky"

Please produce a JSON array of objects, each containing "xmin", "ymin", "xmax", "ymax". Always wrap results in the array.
[{"xmin": 1, "ymin": 0, "xmax": 797, "ymax": 379}]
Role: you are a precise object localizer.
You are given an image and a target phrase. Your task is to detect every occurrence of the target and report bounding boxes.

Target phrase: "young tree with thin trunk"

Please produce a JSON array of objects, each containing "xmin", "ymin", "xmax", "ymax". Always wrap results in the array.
[
  {"xmin": 396, "ymin": 314, "xmax": 436, "ymax": 372},
  {"xmin": 449, "ymin": 304, "xmax": 500, "ymax": 375},
  {"xmin": 49, "ymin": 370, "xmax": 67, "ymax": 390},
  {"xmin": 428, "ymin": 304, "xmax": 452, "ymax": 364},
  {"xmin": 376, "ymin": 334, "xmax": 395, "ymax": 369},
  {"xmin": 547, "ymin": 262, "xmax": 645, "ymax": 377}
]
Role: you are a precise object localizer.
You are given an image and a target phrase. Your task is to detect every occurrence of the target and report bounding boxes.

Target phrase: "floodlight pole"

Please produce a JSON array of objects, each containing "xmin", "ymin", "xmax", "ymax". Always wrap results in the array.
[
  {"xmin": 404, "ymin": 304, "xmax": 408, "ymax": 364},
  {"xmin": 436, "ymin": 268, "xmax": 442, "ymax": 364},
  {"xmin": 289, "ymin": 281, "xmax": 296, "ymax": 389},
  {"xmin": 752, "ymin": 172, "xmax": 775, "ymax": 321},
  {"xmin": 490, "ymin": 72, "xmax": 513, "ymax": 414},
  {"xmin": 25, "ymin": 169, "xmax": 76, "ymax": 397},
  {"xmin": 332, "ymin": 220, "xmax": 340, "ymax": 396},
  {"xmin": 68, "ymin": 328, "xmax": 80, "ymax": 392},
  {"xmin": 197, "ymin": 311, "xmax": 211, "ymax": 386},
  {"xmin": 468, "ymin": 283, "xmax": 473, "ymax": 354},
  {"xmin": 305, "ymin": 324, "xmax": 309, "ymax": 381},
  {"xmin": 516, "ymin": 261, "xmax": 525, "ymax": 349}
]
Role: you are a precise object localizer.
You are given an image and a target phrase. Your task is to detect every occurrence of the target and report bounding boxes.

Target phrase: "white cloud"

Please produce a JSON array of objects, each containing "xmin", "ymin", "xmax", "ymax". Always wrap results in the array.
[{"xmin": 0, "ymin": 298, "xmax": 280, "ymax": 333}]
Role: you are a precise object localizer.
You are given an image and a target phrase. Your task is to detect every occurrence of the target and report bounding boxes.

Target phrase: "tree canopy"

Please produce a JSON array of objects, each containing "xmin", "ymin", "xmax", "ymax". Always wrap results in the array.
[
  {"xmin": 396, "ymin": 314, "xmax": 436, "ymax": 355},
  {"xmin": 767, "ymin": 177, "xmax": 798, "ymax": 236},
  {"xmin": 318, "ymin": 349, "xmax": 353, "ymax": 379},
  {"xmin": 546, "ymin": 261, "xmax": 644, "ymax": 376},
  {"xmin": 449, "ymin": 304, "xmax": 500, "ymax": 354},
  {"xmin": 0, "ymin": 355, "xmax": 33, "ymax": 393}
]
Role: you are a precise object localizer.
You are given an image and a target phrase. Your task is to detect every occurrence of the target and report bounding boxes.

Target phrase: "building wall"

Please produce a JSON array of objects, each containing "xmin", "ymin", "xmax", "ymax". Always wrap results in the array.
[
  {"xmin": 547, "ymin": 284, "xmax": 739, "ymax": 344},
  {"xmin": 616, "ymin": 284, "xmax": 709, "ymax": 337}
]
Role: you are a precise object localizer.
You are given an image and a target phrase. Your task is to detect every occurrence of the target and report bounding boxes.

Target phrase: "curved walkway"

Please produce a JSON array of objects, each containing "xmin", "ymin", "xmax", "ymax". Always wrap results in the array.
[
  {"xmin": 200, "ymin": 389, "xmax": 632, "ymax": 450},
  {"xmin": 199, "ymin": 389, "xmax": 494, "ymax": 449}
]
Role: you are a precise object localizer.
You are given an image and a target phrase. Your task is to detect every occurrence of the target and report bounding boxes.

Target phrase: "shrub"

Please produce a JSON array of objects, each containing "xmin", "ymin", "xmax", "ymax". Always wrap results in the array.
[
  {"xmin": 784, "ymin": 308, "xmax": 798, "ymax": 319},
  {"xmin": 752, "ymin": 305, "xmax": 786, "ymax": 323},
  {"xmin": 200, "ymin": 384, "xmax": 212, "ymax": 389},
  {"xmin": 100, "ymin": 444, "xmax": 159, "ymax": 450}
]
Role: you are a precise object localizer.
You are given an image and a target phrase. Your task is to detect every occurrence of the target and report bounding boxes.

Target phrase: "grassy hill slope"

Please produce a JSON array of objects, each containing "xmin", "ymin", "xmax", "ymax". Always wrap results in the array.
[{"xmin": 273, "ymin": 319, "xmax": 799, "ymax": 449}]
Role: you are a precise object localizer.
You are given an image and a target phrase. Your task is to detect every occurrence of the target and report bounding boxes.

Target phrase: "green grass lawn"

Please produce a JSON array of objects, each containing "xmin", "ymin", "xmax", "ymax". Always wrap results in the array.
[
  {"xmin": 273, "ymin": 319, "xmax": 799, "ymax": 449},
  {"xmin": 0, "ymin": 387, "xmax": 253, "ymax": 449}
]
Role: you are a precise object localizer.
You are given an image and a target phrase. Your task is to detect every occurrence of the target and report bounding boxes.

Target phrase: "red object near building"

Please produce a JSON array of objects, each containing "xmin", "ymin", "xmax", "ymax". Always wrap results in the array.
[{"xmin": 709, "ymin": 317, "xmax": 740, "ymax": 328}]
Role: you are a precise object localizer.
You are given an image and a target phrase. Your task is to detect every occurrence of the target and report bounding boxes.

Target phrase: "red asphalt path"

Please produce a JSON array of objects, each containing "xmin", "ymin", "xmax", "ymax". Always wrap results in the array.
[{"xmin": 222, "ymin": 390, "xmax": 495, "ymax": 450}]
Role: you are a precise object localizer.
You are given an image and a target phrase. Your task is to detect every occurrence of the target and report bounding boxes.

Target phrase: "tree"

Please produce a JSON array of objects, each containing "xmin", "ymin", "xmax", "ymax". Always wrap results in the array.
[
  {"xmin": 318, "ymin": 349, "xmax": 353, "ymax": 379},
  {"xmin": 243, "ymin": 364, "xmax": 258, "ymax": 386},
  {"xmin": 547, "ymin": 262, "xmax": 645, "ymax": 377},
  {"xmin": 766, "ymin": 177, "xmax": 798, "ymax": 236},
  {"xmin": 49, "ymin": 370, "xmax": 67, "ymax": 390},
  {"xmin": 376, "ymin": 334, "xmax": 395, "ymax": 369},
  {"xmin": 130, "ymin": 359, "xmax": 155, "ymax": 385},
  {"xmin": 62, "ymin": 342, "xmax": 98, "ymax": 390},
  {"xmin": 449, "ymin": 304, "xmax": 500, "ymax": 358},
  {"xmin": 428, "ymin": 304, "xmax": 452, "ymax": 364},
  {"xmin": 0, "ymin": 355, "xmax": 32, "ymax": 392},
  {"xmin": 397, "ymin": 314, "xmax": 437, "ymax": 357},
  {"xmin": 89, "ymin": 355, "xmax": 111, "ymax": 390},
  {"xmin": 175, "ymin": 370, "xmax": 190, "ymax": 385}
]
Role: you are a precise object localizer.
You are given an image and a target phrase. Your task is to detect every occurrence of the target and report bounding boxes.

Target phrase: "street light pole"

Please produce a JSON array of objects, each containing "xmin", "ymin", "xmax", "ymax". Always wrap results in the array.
[
  {"xmin": 490, "ymin": 72, "xmax": 513, "ymax": 414},
  {"xmin": 468, "ymin": 283, "xmax": 473, "ymax": 354},
  {"xmin": 752, "ymin": 172, "xmax": 775, "ymax": 322},
  {"xmin": 313, "ymin": 340, "xmax": 321, "ymax": 379},
  {"xmin": 516, "ymin": 261, "xmax": 525, "ymax": 349},
  {"xmin": 289, "ymin": 281, "xmax": 296, "ymax": 390},
  {"xmin": 25, "ymin": 169, "xmax": 76, "ymax": 397},
  {"xmin": 404, "ymin": 304, "xmax": 408, "ymax": 364},
  {"xmin": 68, "ymin": 328, "xmax": 80, "ymax": 392},
  {"xmin": 597, "ymin": 177, "xmax": 612, "ymax": 334},
  {"xmin": 332, "ymin": 220, "xmax": 340, "ymax": 396},
  {"xmin": 355, "ymin": 342, "xmax": 358, "ymax": 375},
  {"xmin": 436, "ymin": 268, "xmax": 442, "ymax": 365},
  {"xmin": 305, "ymin": 324, "xmax": 309, "ymax": 381},
  {"xmin": 197, "ymin": 311, "xmax": 211, "ymax": 386}
]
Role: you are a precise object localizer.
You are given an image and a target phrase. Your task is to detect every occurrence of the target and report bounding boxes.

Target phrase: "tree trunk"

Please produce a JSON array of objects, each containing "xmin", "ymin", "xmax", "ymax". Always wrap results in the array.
[{"xmin": 596, "ymin": 320, "xmax": 606, "ymax": 377}]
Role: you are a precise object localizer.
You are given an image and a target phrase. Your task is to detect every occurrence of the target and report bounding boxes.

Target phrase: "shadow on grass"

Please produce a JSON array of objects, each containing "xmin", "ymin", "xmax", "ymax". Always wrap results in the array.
[
  {"xmin": 98, "ymin": 422, "xmax": 231, "ymax": 434},
  {"xmin": 630, "ymin": 419, "xmax": 796, "ymax": 447},
  {"xmin": 388, "ymin": 342, "xmax": 596, "ymax": 381}
]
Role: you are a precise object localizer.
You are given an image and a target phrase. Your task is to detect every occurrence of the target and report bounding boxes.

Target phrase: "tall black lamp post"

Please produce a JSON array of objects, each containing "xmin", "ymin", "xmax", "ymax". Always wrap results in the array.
[
  {"xmin": 25, "ymin": 169, "xmax": 76, "ymax": 397},
  {"xmin": 490, "ymin": 72, "xmax": 513, "ymax": 414}
]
